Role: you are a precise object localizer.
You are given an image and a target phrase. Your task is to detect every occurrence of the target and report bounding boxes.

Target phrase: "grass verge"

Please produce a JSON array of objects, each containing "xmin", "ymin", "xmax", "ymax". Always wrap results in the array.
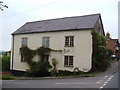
[{"xmin": 2, "ymin": 75, "xmax": 16, "ymax": 80}]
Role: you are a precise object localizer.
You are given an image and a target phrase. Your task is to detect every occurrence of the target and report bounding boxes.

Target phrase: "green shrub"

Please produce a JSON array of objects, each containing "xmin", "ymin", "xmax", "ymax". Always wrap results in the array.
[
  {"xmin": 107, "ymin": 49, "xmax": 113, "ymax": 57},
  {"xmin": 20, "ymin": 46, "xmax": 62, "ymax": 77},
  {"xmin": 2, "ymin": 56, "xmax": 10, "ymax": 71},
  {"xmin": 53, "ymin": 70, "xmax": 74, "ymax": 76},
  {"xmin": 0, "ymin": 58, "xmax": 2, "ymax": 72},
  {"xmin": 2, "ymin": 75, "xmax": 16, "ymax": 80},
  {"xmin": 92, "ymin": 44, "xmax": 111, "ymax": 72},
  {"xmin": 26, "ymin": 61, "xmax": 52, "ymax": 77},
  {"xmin": 91, "ymin": 30, "xmax": 112, "ymax": 72}
]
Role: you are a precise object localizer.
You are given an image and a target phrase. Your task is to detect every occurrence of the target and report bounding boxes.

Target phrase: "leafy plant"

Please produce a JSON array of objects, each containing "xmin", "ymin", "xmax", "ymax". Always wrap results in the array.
[
  {"xmin": 91, "ymin": 30, "xmax": 112, "ymax": 72},
  {"xmin": 36, "ymin": 46, "xmax": 51, "ymax": 61},
  {"xmin": 20, "ymin": 46, "xmax": 35, "ymax": 66},
  {"xmin": 20, "ymin": 46, "xmax": 61, "ymax": 77},
  {"xmin": 2, "ymin": 56, "xmax": 10, "ymax": 71},
  {"xmin": 26, "ymin": 61, "xmax": 52, "ymax": 77},
  {"xmin": 0, "ymin": 1, "xmax": 8, "ymax": 11},
  {"xmin": 2, "ymin": 75, "xmax": 16, "ymax": 80},
  {"xmin": 56, "ymin": 70, "xmax": 74, "ymax": 76}
]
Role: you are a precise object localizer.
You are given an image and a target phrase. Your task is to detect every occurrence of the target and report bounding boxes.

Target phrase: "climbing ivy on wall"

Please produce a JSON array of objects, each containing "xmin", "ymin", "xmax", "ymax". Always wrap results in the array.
[
  {"xmin": 20, "ymin": 46, "xmax": 62, "ymax": 77},
  {"xmin": 20, "ymin": 46, "xmax": 35, "ymax": 67}
]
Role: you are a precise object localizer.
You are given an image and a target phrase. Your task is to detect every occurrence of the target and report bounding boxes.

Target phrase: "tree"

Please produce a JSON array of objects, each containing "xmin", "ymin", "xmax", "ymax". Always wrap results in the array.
[
  {"xmin": 0, "ymin": 1, "xmax": 8, "ymax": 11},
  {"xmin": 91, "ymin": 30, "xmax": 112, "ymax": 72}
]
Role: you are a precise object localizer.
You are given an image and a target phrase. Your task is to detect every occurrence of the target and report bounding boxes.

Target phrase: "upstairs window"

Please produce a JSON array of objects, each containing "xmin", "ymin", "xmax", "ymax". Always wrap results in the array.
[
  {"xmin": 21, "ymin": 37, "xmax": 28, "ymax": 47},
  {"xmin": 42, "ymin": 37, "xmax": 50, "ymax": 47},
  {"xmin": 65, "ymin": 36, "xmax": 74, "ymax": 47}
]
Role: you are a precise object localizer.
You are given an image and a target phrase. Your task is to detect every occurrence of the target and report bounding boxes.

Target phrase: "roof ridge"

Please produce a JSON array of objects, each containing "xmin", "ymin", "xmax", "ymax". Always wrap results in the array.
[{"xmin": 27, "ymin": 13, "xmax": 100, "ymax": 24}]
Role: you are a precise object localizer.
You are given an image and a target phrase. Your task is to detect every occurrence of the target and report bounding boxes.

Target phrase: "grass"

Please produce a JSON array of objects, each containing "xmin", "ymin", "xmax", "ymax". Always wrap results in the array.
[{"xmin": 2, "ymin": 75, "xmax": 16, "ymax": 80}]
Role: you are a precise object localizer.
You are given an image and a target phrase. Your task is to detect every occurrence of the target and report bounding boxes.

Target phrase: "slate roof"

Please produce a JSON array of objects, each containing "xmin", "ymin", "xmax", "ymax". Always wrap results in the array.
[
  {"xmin": 112, "ymin": 39, "xmax": 120, "ymax": 45},
  {"xmin": 12, "ymin": 14, "xmax": 101, "ymax": 35}
]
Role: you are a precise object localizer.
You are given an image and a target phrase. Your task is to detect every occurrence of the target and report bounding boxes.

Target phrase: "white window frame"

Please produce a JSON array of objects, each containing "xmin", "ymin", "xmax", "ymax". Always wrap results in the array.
[
  {"xmin": 42, "ymin": 37, "xmax": 50, "ymax": 47},
  {"xmin": 65, "ymin": 36, "xmax": 74, "ymax": 47},
  {"xmin": 64, "ymin": 56, "xmax": 74, "ymax": 67},
  {"xmin": 21, "ymin": 37, "xmax": 28, "ymax": 47}
]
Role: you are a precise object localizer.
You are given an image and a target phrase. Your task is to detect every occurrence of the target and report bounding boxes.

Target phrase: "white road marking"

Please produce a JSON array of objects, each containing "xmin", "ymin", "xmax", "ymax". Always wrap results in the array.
[
  {"xmin": 100, "ymin": 86, "xmax": 103, "ymax": 89},
  {"xmin": 102, "ymin": 75, "xmax": 108, "ymax": 79},
  {"xmin": 97, "ymin": 75, "xmax": 109, "ymax": 84},
  {"xmin": 104, "ymin": 81, "xmax": 108, "ymax": 84},
  {"xmin": 97, "ymin": 79, "xmax": 103, "ymax": 84},
  {"xmin": 103, "ymin": 83, "xmax": 107, "ymax": 86},
  {"xmin": 55, "ymin": 82, "xmax": 87, "ymax": 85},
  {"xmin": 99, "ymin": 75, "xmax": 114, "ymax": 89},
  {"xmin": 105, "ymin": 76, "xmax": 108, "ymax": 77},
  {"xmin": 97, "ymin": 81, "xmax": 100, "ymax": 84}
]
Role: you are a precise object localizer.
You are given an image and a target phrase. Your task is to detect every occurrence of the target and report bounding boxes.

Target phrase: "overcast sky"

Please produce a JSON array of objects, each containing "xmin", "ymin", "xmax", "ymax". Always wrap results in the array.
[{"xmin": 0, "ymin": 0, "xmax": 119, "ymax": 51}]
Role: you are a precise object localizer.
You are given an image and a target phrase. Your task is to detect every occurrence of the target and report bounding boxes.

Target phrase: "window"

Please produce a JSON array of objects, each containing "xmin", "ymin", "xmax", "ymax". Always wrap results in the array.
[
  {"xmin": 65, "ymin": 36, "xmax": 74, "ymax": 47},
  {"xmin": 64, "ymin": 56, "xmax": 73, "ymax": 67},
  {"xmin": 44, "ymin": 55, "xmax": 49, "ymax": 61},
  {"xmin": 42, "ymin": 37, "xmax": 50, "ymax": 47},
  {"xmin": 21, "ymin": 37, "xmax": 28, "ymax": 47}
]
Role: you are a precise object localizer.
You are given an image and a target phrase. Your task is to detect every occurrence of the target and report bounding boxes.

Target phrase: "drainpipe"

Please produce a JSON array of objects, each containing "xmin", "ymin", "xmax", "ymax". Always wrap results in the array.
[{"xmin": 11, "ymin": 35, "xmax": 14, "ymax": 73}]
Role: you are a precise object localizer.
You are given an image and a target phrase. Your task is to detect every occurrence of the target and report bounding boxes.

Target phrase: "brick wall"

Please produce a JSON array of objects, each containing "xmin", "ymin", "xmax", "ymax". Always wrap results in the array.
[{"xmin": 106, "ymin": 33, "xmax": 117, "ymax": 54}]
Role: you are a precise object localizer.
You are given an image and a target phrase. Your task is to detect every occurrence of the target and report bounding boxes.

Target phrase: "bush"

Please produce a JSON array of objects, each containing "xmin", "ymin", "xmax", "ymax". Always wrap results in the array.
[
  {"xmin": 92, "ymin": 46, "xmax": 111, "ymax": 72},
  {"xmin": 51, "ymin": 70, "xmax": 74, "ymax": 76},
  {"xmin": 20, "ymin": 46, "xmax": 62, "ymax": 77},
  {"xmin": 2, "ymin": 75, "xmax": 16, "ymax": 80},
  {"xmin": 2, "ymin": 56, "xmax": 10, "ymax": 71},
  {"xmin": 107, "ymin": 49, "xmax": 113, "ymax": 57},
  {"xmin": 91, "ymin": 30, "xmax": 112, "ymax": 72},
  {"xmin": 26, "ymin": 61, "xmax": 52, "ymax": 77}
]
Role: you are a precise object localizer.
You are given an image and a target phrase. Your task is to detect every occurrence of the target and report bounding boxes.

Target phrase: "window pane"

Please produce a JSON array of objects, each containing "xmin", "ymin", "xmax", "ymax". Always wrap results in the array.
[
  {"xmin": 42, "ymin": 37, "xmax": 50, "ymax": 47},
  {"xmin": 22, "ymin": 37, "xmax": 27, "ymax": 47},
  {"xmin": 65, "ymin": 36, "xmax": 74, "ymax": 47},
  {"xmin": 65, "ymin": 37, "xmax": 69, "ymax": 46},
  {"xmin": 64, "ymin": 56, "xmax": 73, "ymax": 66},
  {"xmin": 70, "ymin": 37, "xmax": 74, "ymax": 46},
  {"xmin": 64, "ymin": 56, "xmax": 68, "ymax": 66},
  {"xmin": 42, "ymin": 37, "xmax": 45, "ymax": 46},
  {"xmin": 44, "ymin": 55, "xmax": 49, "ymax": 61},
  {"xmin": 46, "ymin": 37, "xmax": 49, "ymax": 47},
  {"xmin": 69, "ymin": 56, "xmax": 73, "ymax": 66}
]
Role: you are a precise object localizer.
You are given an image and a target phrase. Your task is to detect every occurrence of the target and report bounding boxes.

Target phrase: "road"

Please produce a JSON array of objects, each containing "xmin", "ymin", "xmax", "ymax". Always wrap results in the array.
[
  {"xmin": 103, "ymin": 72, "xmax": 118, "ymax": 88},
  {"xmin": 2, "ymin": 72, "xmax": 119, "ymax": 89},
  {"xmin": 2, "ymin": 61, "xmax": 119, "ymax": 89}
]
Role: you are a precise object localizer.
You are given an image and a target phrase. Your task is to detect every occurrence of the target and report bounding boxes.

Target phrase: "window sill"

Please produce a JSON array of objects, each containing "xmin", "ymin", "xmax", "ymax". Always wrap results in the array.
[
  {"xmin": 64, "ymin": 46, "xmax": 74, "ymax": 47},
  {"xmin": 21, "ymin": 61, "xmax": 26, "ymax": 62},
  {"xmin": 64, "ymin": 65, "xmax": 73, "ymax": 67}
]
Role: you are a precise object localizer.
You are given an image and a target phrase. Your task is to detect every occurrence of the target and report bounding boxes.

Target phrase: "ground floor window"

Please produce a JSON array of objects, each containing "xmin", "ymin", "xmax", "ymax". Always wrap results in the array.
[
  {"xmin": 64, "ymin": 56, "xmax": 73, "ymax": 67},
  {"xmin": 44, "ymin": 55, "xmax": 49, "ymax": 61}
]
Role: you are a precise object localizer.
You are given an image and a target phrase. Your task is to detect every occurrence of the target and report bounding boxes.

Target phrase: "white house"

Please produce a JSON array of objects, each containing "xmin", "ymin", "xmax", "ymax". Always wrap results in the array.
[{"xmin": 10, "ymin": 14, "xmax": 105, "ymax": 73}]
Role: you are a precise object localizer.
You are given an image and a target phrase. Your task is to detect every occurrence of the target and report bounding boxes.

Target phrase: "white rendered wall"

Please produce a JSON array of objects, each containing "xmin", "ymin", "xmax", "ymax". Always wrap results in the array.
[{"xmin": 11, "ymin": 30, "xmax": 92, "ymax": 72}]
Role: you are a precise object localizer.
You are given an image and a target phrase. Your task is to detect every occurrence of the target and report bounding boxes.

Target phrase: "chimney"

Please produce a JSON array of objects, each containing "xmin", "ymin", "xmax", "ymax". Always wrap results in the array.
[{"xmin": 106, "ymin": 32, "xmax": 111, "ymax": 40}]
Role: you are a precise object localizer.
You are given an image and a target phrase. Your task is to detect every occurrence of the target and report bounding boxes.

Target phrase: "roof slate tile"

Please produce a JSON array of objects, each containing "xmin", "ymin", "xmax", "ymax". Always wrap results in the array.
[{"xmin": 12, "ymin": 14, "xmax": 100, "ymax": 35}]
